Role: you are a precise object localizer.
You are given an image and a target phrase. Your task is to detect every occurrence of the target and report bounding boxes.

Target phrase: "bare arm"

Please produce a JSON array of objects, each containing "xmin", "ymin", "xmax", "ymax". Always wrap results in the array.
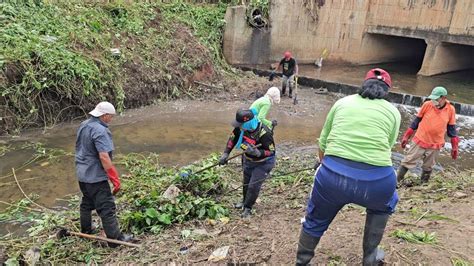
[
  {"xmin": 295, "ymin": 63, "xmax": 299, "ymax": 75},
  {"xmin": 275, "ymin": 62, "xmax": 281, "ymax": 72},
  {"xmin": 99, "ymin": 152, "xmax": 114, "ymax": 170},
  {"xmin": 319, "ymin": 149, "xmax": 324, "ymax": 161}
]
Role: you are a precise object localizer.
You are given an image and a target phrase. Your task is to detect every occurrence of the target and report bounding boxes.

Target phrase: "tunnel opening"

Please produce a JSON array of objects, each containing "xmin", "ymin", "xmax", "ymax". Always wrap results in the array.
[
  {"xmin": 361, "ymin": 34, "xmax": 427, "ymax": 74},
  {"xmin": 419, "ymin": 42, "xmax": 474, "ymax": 76},
  {"xmin": 247, "ymin": 8, "xmax": 267, "ymax": 28}
]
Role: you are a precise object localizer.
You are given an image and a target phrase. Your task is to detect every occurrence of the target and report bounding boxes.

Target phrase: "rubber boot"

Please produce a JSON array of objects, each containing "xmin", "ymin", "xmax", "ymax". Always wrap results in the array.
[
  {"xmin": 241, "ymin": 207, "xmax": 252, "ymax": 219},
  {"xmin": 421, "ymin": 170, "xmax": 432, "ymax": 183},
  {"xmin": 362, "ymin": 213, "xmax": 389, "ymax": 266},
  {"xmin": 296, "ymin": 228, "xmax": 320, "ymax": 266},
  {"xmin": 80, "ymin": 210, "xmax": 92, "ymax": 234},
  {"xmin": 396, "ymin": 166, "xmax": 408, "ymax": 183},
  {"xmin": 108, "ymin": 234, "xmax": 134, "ymax": 248}
]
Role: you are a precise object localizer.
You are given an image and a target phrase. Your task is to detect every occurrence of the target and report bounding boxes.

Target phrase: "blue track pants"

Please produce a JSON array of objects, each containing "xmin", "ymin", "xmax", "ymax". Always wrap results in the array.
[{"xmin": 303, "ymin": 155, "xmax": 398, "ymax": 237}]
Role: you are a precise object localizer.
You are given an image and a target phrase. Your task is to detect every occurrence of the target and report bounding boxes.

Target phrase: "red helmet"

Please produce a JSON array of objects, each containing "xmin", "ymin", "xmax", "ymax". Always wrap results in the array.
[
  {"xmin": 364, "ymin": 68, "xmax": 392, "ymax": 88},
  {"xmin": 284, "ymin": 51, "xmax": 291, "ymax": 59}
]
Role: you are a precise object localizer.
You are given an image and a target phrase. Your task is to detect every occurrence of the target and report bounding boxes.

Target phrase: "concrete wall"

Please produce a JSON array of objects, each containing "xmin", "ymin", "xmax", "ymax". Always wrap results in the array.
[
  {"xmin": 419, "ymin": 42, "xmax": 474, "ymax": 75},
  {"xmin": 223, "ymin": 0, "xmax": 474, "ymax": 75},
  {"xmin": 223, "ymin": 6, "xmax": 271, "ymax": 65}
]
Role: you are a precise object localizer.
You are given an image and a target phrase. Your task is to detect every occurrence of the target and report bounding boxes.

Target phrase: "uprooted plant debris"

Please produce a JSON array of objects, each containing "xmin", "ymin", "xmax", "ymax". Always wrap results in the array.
[{"xmin": 0, "ymin": 143, "xmax": 472, "ymax": 264}]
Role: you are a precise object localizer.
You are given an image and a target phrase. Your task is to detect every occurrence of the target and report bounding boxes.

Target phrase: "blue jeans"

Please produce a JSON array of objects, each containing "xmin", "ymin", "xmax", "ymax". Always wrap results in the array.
[
  {"xmin": 303, "ymin": 156, "xmax": 398, "ymax": 237},
  {"xmin": 242, "ymin": 156, "xmax": 275, "ymax": 209}
]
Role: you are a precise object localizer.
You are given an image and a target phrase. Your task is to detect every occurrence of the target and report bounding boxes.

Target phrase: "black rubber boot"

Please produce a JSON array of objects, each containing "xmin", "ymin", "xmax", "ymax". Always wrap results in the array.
[
  {"xmin": 396, "ymin": 166, "xmax": 408, "ymax": 183},
  {"xmin": 296, "ymin": 228, "xmax": 320, "ymax": 266},
  {"xmin": 421, "ymin": 170, "xmax": 432, "ymax": 183},
  {"xmin": 241, "ymin": 207, "xmax": 252, "ymax": 219},
  {"xmin": 108, "ymin": 234, "xmax": 134, "ymax": 248},
  {"xmin": 362, "ymin": 213, "xmax": 389, "ymax": 266},
  {"xmin": 80, "ymin": 210, "xmax": 92, "ymax": 234}
]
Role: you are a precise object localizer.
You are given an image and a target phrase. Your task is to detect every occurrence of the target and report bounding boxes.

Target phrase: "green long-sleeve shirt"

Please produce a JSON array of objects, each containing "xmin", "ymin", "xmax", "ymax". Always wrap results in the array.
[
  {"xmin": 319, "ymin": 94, "xmax": 401, "ymax": 166},
  {"xmin": 250, "ymin": 96, "xmax": 273, "ymax": 128}
]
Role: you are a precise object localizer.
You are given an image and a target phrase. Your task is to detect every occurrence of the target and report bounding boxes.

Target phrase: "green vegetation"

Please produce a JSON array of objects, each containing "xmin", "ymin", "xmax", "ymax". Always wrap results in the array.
[
  {"xmin": 391, "ymin": 229, "xmax": 437, "ymax": 244},
  {"xmin": 160, "ymin": 2, "xmax": 229, "ymax": 69},
  {"xmin": 408, "ymin": 208, "xmax": 457, "ymax": 222},
  {"xmin": 118, "ymin": 153, "xmax": 229, "ymax": 234},
  {"xmin": 0, "ymin": 153, "xmax": 231, "ymax": 263},
  {"xmin": 0, "ymin": 1, "xmax": 229, "ymax": 134},
  {"xmin": 451, "ymin": 258, "xmax": 473, "ymax": 266},
  {"xmin": 248, "ymin": 0, "xmax": 270, "ymax": 18}
]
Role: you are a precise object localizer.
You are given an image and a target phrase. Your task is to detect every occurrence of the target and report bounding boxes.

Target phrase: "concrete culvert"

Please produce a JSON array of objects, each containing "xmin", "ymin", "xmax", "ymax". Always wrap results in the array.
[{"xmin": 248, "ymin": 8, "xmax": 266, "ymax": 28}]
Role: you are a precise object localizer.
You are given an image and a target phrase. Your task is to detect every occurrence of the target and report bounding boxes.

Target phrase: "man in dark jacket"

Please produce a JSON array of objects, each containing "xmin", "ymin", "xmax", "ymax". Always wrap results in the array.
[
  {"xmin": 75, "ymin": 101, "xmax": 131, "ymax": 246},
  {"xmin": 219, "ymin": 108, "xmax": 276, "ymax": 218},
  {"xmin": 275, "ymin": 51, "xmax": 299, "ymax": 98}
]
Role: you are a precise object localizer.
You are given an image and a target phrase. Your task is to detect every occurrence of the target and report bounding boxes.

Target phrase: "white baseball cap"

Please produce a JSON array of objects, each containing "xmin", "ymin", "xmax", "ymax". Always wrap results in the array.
[
  {"xmin": 266, "ymin": 87, "xmax": 280, "ymax": 104},
  {"xmin": 89, "ymin": 101, "xmax": 116, "ymax": 117}
]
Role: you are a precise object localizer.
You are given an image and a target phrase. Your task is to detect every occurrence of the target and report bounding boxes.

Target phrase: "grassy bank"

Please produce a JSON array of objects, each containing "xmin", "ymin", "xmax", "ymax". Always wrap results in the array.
[{"xmin": 0, "ymin": 1, "xmax": 229, "ymax": 135}]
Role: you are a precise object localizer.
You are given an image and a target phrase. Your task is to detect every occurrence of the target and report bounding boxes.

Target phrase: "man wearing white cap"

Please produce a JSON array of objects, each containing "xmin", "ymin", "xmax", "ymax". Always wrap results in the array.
[
  {"xmin": 250, "ymin": 87, "xmax": 280, "ymax": 129},
  {"xmin": 75, "ymin": 101, "xmax": 131, "ymax": 246}
]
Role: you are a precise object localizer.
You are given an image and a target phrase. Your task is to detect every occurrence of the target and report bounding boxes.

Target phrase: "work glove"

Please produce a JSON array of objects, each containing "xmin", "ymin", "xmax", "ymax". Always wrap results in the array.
[
  {"xmin": 107, "ymin": 166, "xmax": 121, "ymax": 195},
  {"xmin": 401, "ymin": 128, "xmax": 415, "ymax": 149},
  {"xmin": 271, "ymin": 120, "xmax": 278, "ymax": 128},
  {"xmin": 269, "ymin": 71, "xmax": 276, "ymax": 81},
  {"xmin": 450, "ymin": 136, "xmax": 459, "ymax": 160},
  {"xmin": 245, "ymin": 145, "xmax": 261, "ymax": 157},
  {"xmin": 219, "ymin": 153, "xmax": 229, "ymax": 165}
]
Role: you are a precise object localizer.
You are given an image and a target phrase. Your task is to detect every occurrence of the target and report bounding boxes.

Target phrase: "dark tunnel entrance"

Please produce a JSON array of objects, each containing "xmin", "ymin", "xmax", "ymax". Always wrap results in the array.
[{"xmin": 362, "ymin": 34, "xmax": 427, "ymax": 74}]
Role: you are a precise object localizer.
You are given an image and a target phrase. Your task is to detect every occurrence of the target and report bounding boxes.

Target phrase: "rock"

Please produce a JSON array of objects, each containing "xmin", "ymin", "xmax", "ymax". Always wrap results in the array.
[
  {"xmin": 179, "ymin": 246, "xmax": 189, "ymax": 255},
  {"xmin": 110, "ymin": 48, "xmax": 121, "ymax": 57},
  {"xmin": 162, "ymin": 184, "xmax": 181, "ymax": 201},
  {"xmin": 453, "ymin": 192, "xmax": 467, "ymax": 199},
  {"xmin": 314, "ymin": 87, "xmax": 328, "ymax": 94},
  {"xmin": 193, "ymin": 229, "xmax": 208, "ymax": 237},
  {"xmin": 208, "ymin": 246, "xmax": 229, "ymax": 262},
  {"xmin": 24, "ymin": 246, "xmax": 41, "ymax": 265}
]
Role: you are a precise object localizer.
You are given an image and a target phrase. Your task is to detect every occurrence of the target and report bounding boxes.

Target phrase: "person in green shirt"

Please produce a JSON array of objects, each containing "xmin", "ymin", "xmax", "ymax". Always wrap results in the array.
[
  {"xmin": 295, "ymin": 68, "xmax": 401, "ymax": 265},
  {"xmin": 250, "ymin": 87, "xmax": 280, "ymax": 129}
]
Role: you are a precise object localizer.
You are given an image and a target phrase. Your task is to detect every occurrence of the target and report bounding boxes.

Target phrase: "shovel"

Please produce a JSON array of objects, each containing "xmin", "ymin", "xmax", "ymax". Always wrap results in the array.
[
  {"xmin": 293, "ymin": 76, "xmax": 299, "ymax": 105},
  {"xmin": 56, "ymin": 228, "xmax": 141, "ymax": 248}
]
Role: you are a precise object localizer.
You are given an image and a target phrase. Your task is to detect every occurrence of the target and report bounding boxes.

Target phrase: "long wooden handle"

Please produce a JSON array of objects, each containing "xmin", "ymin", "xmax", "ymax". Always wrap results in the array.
[
  {"xmin": 193, "ymin": 144, "xmax": 262, "ymax": 175},
  {"xmin": 69, "ymin": 231, "xmax": 141, "ymax": 248}
]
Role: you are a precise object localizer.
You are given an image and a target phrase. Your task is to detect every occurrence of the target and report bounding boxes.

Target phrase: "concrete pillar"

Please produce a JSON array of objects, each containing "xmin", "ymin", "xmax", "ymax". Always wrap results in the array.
[
  {"xmin": 418, "ymin": 40, "xmax": 474, "ymax": 76},
  {"xmin": 223, "ymin": 6, "xmax": 248, "ymax": 65}
]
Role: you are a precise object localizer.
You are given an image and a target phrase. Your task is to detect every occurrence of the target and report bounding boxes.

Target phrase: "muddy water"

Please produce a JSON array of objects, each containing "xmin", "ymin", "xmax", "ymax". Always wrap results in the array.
[
  {"xmin": 247, "ymin": 63, "xmax": 474, "ymax": 104},
  {"xmin": 0, "ymin": 90, "xmax": 334, "ymax": 210},
  {"xmin": 1, "ymin": 88, "xmax": 473, "ymax": 213}
]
